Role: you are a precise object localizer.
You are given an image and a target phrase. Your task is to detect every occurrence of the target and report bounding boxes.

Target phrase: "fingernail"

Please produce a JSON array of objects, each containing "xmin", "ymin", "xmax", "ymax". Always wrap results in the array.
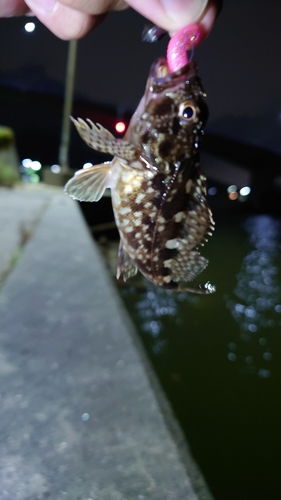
[
  {"xmin": 25, "ymin": 0, "xmax": 56, "ymax": 12},
  {"xmin": 162, "ymin": 0, "xmax": 208, "ymax": 24}
]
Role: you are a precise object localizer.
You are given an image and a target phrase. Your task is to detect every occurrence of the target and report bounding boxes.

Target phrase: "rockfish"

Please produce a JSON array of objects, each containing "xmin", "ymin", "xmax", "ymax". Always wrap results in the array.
[{"xmin": 65, "ymin": 58, "xmax": 215, "ymax": 294}]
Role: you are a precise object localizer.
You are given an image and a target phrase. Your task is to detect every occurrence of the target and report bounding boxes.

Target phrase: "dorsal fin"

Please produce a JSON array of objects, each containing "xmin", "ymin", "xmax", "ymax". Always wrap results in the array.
[{"xmin": 71, "ymin": 118, "xmax": 138, "ymax": 161}]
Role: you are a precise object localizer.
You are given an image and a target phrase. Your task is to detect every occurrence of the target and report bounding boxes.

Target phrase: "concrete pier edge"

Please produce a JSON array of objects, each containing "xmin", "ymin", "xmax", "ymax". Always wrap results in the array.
[{"xmin": 0, "ymin": 185, "xmax": 214, "ymax": 500}]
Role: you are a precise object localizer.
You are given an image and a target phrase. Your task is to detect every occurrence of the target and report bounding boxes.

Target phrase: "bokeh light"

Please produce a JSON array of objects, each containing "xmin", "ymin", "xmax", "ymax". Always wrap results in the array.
[
  {"xmin": 115, "ymin": 121, "xmax": 126, "ymax": 134},
  {"xmin": 24, "ymin": 22, "xmax": 36, "ymax": 33}
]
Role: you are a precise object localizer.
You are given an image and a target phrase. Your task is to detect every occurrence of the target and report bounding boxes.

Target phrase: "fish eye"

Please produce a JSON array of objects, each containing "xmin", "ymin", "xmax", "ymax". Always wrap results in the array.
[{"xmin": 178, "ymin": 101, "xmax": 197, "ymax": 124}]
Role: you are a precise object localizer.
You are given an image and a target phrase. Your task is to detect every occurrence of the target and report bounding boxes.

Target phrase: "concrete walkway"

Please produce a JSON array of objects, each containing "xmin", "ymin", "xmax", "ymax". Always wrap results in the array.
[{"xmin": 0, "ymin": 185, "xmax": 213, "ymax": 500}]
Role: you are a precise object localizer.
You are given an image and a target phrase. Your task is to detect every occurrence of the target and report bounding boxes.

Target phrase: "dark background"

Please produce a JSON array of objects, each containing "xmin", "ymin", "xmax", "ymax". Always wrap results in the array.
[{"xmin": 0, "ymin": 0, "xmax": 281, "ymax": 155}]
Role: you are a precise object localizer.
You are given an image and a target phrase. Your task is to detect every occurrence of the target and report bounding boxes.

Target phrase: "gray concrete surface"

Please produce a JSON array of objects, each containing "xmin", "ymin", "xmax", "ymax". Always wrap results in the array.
[
  {"xmin": 0, "ymin": 186, "xmax": 49, "ymax": 279},
  {"xmin": 0, "ymin": 186, "xmax": 213, "ymax": 500}
]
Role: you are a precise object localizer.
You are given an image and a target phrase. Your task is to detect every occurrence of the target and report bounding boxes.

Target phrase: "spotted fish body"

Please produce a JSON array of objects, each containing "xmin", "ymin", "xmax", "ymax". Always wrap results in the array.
[{"xmin": 65, "ymin": 58, "xmax": 215, "ymax": 294}]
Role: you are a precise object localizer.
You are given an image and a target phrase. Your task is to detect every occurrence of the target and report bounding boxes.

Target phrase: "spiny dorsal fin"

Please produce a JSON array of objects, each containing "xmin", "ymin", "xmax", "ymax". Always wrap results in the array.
[
  {"xmin": 65, "ymin": 162, "xmax": 111, "ymax": 202},
  {"xmin": 71, "ymin": 117, "xmax": 138, "ymax": 161}
]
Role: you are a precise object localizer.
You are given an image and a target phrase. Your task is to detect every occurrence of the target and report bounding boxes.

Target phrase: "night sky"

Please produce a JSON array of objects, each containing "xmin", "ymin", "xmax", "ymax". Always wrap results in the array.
[{"xmin": 0, "ymin": 0, "xmax": 281, "ymax": 154}]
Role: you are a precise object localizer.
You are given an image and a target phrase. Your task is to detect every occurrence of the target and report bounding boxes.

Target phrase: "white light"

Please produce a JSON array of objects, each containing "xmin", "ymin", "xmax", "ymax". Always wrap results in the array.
[
  {"xmin": 83, "ymin": 162, "xmax": 92, "ymax": 169},
  {"xmin": 31, "ymin": 160, "xmax": 42, "ymax": 171},
  {"xmin": 24, "ymin": 22, "xmax": 36, "ymax": 33},
  {"xmin": 22, "ymin": 158, "xmax": 32, "ymax": 168},
  {"xmin": 239, "ymin": 186, "xmax": 251, "ymax": 196},
  {"xmin": 51, "ymin": 164, "xmax": 61, "ymax": 174}
]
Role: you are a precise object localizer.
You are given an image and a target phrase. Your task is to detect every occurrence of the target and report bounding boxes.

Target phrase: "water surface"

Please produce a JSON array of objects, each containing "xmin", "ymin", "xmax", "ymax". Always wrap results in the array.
[{"xmin": 120, "ymin": 210, "xmax": 281, "ymax": 500}]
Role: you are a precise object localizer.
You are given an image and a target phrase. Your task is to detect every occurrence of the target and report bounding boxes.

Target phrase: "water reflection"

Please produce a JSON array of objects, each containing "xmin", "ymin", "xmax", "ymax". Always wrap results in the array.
[
  {"xmin": 123, "ymin": 285, "xmax": 192, "ymax": 354},
  {"xmin": 226, "ymin": 215, "xmax": 281, "ymax": 376}
]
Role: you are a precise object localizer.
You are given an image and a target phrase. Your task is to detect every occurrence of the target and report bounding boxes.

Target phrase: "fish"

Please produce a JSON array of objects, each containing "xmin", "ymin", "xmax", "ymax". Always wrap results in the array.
[{"xmin": 65, "ymin": 58, "xmax": 215, "ymax": 294}]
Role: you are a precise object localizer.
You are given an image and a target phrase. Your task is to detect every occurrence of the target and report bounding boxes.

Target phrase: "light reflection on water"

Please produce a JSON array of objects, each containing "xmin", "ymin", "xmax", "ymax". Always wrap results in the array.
[
  {"xmin": 122, "ymin": 214, "xmax": 281, "ymax": 374},
  {"xmin": 225, "ymin": 215, "xmax": 281, "ymax": 377},
  {"xmin": 132, "ymin": 286, "xmax": 192, "ymax": 354}
]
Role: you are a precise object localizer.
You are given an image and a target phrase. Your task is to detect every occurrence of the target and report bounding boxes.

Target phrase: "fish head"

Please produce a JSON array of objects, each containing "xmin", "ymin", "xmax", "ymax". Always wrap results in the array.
[{"xmin": 127, "ymin": 58, "xmax": 208, "ymax": 172}]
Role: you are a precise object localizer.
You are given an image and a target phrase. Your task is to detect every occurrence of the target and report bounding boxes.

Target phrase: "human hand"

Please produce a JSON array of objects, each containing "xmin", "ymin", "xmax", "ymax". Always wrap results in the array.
[{"xmin": 1, "ymin": 0, "xmax": 219, "ymax": 41}]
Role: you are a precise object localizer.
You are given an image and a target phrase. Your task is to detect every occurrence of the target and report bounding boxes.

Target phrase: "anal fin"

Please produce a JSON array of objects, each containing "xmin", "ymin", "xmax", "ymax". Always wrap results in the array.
[
  {"xmin": 164, "ymin": 250, "xmax": 216, "ymax": 294},
  {"xmin": 116, "ymin": 242, "xmax": 138, "ymax": 281},
  {"xmin": 164, "ymin": 250, "xmax": 208, "ymax": 282},
  {"xmin": 65, "ymin": 162, "xmax": 111, "ymax": 202}
]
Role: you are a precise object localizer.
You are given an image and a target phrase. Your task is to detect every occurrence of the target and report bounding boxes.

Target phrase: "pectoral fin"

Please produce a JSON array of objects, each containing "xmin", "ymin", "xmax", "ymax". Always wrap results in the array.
[
  {"xmin": 116, "ymin": 242, "xmax": 138, "ymax": 281},
  {"xmin": 71, "ymin": 117, "xmax": 138, "ymax": 162},
  {"xmin": 65, "ymin": 162, "xmax": 111, "ymax": 202}
]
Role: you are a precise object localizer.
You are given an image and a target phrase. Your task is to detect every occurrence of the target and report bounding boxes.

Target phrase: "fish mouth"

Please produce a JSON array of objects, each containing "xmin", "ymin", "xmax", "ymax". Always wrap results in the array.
[
  {"xmin": 150, "ymin": 57, "xmax": 197, "ymax": 89},
  {"xmin": 154, "ymin": 59, "xmax": 170, "ymax": 78}
]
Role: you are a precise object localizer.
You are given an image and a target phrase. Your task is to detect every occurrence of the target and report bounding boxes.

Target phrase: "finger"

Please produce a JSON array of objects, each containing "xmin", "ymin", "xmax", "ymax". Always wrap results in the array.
[
  {"xmin": 24, "ymin": 0, "xmax": 99, "ymax": 39},
  {"xmin": 58, "ymin": 0, "xmax": 128, "ymax": 15},
  {"xmin": 126, "ymin": 0, "xmax": 218, "ymax": 38},
  {"xmin": 1, "ymin": 0, "xmax": 30, "ymax": 16},
  {"xmin": 127, "ymin": 0, "xmax": 207, "ymax": 31},
  {"xmin": 197, "ymin": 0, "xmax": 218, "ymax": 39}
]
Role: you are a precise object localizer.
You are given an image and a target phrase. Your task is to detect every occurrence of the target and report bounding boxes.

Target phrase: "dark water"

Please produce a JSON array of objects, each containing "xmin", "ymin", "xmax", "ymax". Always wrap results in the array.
[{"xmin": 120, "ymin": 210, "xmax": 281, "ymax": 500}]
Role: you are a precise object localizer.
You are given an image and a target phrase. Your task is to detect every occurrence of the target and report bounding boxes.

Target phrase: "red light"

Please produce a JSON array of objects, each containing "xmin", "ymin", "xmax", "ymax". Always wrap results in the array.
[
  {"xmin": 115, "ymin": 121, "xmax": 126, "ymax": 134},
  {"xmin": 228, "ymin": 191, "xmax": 238, "ymax": 201}
]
